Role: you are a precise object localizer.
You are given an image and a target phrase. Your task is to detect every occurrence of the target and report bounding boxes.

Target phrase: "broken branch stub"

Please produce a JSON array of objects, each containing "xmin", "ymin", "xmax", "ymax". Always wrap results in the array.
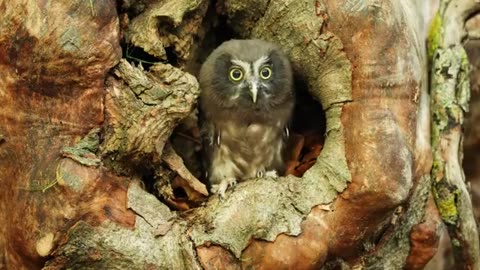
[
  {"xmin": 101, "ymin": 59, "xmax": 207, "ymax": 204},
  {"xmin": 101, "ymin": 60, "xmax": 199, "ymax": 171},
  {"xmin": 126, "ymin": 0, "xmax": 209, "ymax": 65}
]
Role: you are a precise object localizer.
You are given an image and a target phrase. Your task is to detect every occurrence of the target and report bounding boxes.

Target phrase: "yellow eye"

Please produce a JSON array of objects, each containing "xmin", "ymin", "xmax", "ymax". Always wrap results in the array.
[
  {"xmin": 229, "ymin": 67, "xmax": 243, "ymax": 82},
  {"xmin": 259, "ymin": 66, "xmax": 272, "ymax": 80}
]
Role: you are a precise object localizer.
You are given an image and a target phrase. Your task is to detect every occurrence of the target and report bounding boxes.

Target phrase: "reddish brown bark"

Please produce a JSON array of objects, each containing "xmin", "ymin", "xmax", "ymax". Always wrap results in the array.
[
  {"xmin": 0, "ymin": 1, "xmax": 126, "ymax": 268},
  {"xmin": 406, "ymin": 194, "xmax": 443, "ymax": 269}
]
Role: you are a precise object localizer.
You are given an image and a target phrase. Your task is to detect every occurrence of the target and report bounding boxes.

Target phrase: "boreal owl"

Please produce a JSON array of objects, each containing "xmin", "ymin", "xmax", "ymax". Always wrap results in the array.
[{"xmin": 199, "ymin": 39, "xmax": 294, "ymax": 197}]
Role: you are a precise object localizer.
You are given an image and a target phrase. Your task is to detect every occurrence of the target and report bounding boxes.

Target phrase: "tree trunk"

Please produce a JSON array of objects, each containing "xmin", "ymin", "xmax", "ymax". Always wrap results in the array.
[{"xmin": 0, "ymin": 0, "xmax": 477, "ymax": 269}]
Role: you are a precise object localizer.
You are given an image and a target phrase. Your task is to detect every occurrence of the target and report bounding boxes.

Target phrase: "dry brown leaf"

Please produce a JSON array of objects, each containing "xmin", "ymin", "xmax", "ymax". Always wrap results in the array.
[{"xmin": 161, "ymin": 143, "xmax": 208, "ymax": 196}]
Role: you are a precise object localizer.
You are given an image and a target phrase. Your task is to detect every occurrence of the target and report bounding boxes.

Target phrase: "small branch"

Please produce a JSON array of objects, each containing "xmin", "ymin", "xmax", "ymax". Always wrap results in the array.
[
  {"xmin": 89, "ymin": 0, "xmax": 96, "ymax": 16},
  {"xmin": 173, "ymin": 132, "xmax": 202, "ymax": 145}
]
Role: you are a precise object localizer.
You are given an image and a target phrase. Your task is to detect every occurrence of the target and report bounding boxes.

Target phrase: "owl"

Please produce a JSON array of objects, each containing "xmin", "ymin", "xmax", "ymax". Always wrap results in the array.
[{"xmin": 199, "ymin": 39, "xmax": 294, "ymax": 197}]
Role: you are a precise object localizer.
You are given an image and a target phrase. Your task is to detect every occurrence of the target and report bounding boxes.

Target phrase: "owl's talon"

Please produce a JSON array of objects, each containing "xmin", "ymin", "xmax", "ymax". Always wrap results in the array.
[
  {"xmin": 256, "ymin": 169, "xmax": 265, "ymax": 178},
  {"xmin": 228, "ymin": 178, "xmax": 237, "ymax": 187},
  {"xmin": 211, "ymin": 178, "xmax": 237, "ymax": 198},
  {"xmin": 265, "ymin": 170, "xmax": 278, "ymax": 178},
  {"xmin": 210, "ymin": 184, "xmax": 219, "ymax": 194}
]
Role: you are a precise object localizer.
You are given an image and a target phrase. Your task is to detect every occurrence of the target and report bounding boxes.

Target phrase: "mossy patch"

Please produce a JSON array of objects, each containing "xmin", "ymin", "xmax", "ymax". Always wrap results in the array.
[
  {"xmin": 433, "ymin": 183, "xmax": 459, "ymax": 225},
  {"xmin": 427, "ymin": 12, "xmax": 442, "ymax": 60}
]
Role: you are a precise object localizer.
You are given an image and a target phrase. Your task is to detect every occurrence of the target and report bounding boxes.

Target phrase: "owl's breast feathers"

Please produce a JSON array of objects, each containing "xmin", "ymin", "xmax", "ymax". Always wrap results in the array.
[{"xmin": 203, "ymin": 120, "xmax": 287, "ymax": 185}]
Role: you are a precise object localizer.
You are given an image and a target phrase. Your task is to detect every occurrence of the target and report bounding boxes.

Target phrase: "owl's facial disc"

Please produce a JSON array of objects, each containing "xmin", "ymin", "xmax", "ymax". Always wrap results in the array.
[{"xmin": 231, "ymin": 57, "xmax": 271, "ymax": 104}]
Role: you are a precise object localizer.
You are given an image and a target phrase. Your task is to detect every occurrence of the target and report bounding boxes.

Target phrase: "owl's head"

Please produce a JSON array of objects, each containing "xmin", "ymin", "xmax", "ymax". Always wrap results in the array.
[{"xmin": 199, "ymin": 39, "xmax": 294, "ymax": 114}]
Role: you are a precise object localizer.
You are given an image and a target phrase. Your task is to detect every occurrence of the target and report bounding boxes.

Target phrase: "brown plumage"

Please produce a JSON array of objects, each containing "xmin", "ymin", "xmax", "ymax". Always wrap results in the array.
[{"xmin": 199, "ymin": 39, "xmax": 294, "ymax": 197}]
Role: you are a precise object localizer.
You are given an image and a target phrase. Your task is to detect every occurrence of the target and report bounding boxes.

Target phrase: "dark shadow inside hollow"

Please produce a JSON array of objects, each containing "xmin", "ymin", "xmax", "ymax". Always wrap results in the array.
[
  {"xmin": 121, "ymin": 45, "xmax": 165, "ymax": 69},
  {"xmin": 140, "ymin": 169, "xmax": 157, "ymax": 194},
  {"xmin": 285, "ymin": 76, "xmax": 326, "ymax": 177}
]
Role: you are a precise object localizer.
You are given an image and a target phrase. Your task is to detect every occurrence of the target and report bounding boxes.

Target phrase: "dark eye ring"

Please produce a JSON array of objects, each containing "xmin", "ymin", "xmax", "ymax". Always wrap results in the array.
[
  {"xmin": 259, "ymin": 66, "xmax": 272, "ymax": 80},
  {"xmin": 229, "ymin": 67, "xmax": 243, "ymax": 82}
]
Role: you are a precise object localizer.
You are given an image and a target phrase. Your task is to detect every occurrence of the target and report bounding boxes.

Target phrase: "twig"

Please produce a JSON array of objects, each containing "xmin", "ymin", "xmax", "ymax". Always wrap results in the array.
[
  {"xmin": 125, "ymin": 45, "xmax": 164, "ymax": 65},
  {"xmin": 126, "ymin": 55, "xmax": 163, "ymax": 65},
  {"xmin": 89, "ymin": 0, "xmax": 96, "ymax": 16},
  {"xmin": 174, "ymin": 132, "xmax": 202, "ymax": 145},
  {"xmin": 42, "ymin": 180, "xmax": 59, "ymax": 193},
  {"xmin": 16, "ymin": 179, "xmax": 58, "ymax": 192}
]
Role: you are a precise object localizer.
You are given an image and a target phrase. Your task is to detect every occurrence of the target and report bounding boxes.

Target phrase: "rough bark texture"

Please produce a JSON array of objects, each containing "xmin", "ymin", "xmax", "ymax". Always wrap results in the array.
[
  {"xmin": 0, "ymin": 0, "xmax": 465, "ymax": 269},
  {"xmin": 428, "ymin": 0, "xmax": 480, "ymax": 268},
  {"xmin": 426, "ymin": 11, "xmax": 480, "ymax": 270},
  {"xmin": 0, "ymin": 0, "xmax": 126, "ymax": 268}
]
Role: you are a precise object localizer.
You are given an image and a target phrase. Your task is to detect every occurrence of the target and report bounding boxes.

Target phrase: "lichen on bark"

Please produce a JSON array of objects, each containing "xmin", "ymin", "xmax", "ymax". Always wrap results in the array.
[{"xmin": 429, "ymin": 0, "xmax": 480, "ymax": 268}]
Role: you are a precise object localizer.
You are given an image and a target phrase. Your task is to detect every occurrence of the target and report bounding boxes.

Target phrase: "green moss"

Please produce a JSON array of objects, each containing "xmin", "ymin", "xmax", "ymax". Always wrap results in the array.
[
  {"xmin": 433, "ymin": 184, "xmax": 459, "ymax": 225},
  {"xmin": 431, "ymin": 158, "xmax": 445, "ymax": 183},
  {"xmin": 427, "ymin": 12, "xmax": 442, "ymax": 60},
  {"xmin": 451, "ymin": 238, "xmax": 461, "ymax": 247}
]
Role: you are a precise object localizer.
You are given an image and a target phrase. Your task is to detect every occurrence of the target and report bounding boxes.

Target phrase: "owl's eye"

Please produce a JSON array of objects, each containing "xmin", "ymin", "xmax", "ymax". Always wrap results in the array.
[
  {"xmin": 229, "ymin": 67, "xmax": 244, "ymax": 82},
  {"xmin": 259, "ymin": 66, "xmax": 272, "ymax": 80}
]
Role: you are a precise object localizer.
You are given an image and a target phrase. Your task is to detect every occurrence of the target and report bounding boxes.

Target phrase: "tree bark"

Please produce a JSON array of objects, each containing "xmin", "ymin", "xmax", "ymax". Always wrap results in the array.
[
  {"xmin": 0, "ymin": 0, "xmax": 477, "ymax": 269},
  {"xmin": 428, "ymin": 0, "xmax": 480, "ymax": 268}
]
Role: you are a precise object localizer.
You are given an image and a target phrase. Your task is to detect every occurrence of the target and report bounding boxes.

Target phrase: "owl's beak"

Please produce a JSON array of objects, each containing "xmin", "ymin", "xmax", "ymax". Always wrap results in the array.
[{"xmin": 249, "ymin": 82, "xmax": 258, "ymax": 103}]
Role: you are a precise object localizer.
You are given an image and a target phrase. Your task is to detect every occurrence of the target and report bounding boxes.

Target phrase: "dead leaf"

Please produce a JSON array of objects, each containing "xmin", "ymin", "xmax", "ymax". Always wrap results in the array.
[{"xmin": 161, "ymin": 143, "xmax": 208, "ymax": 196}]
